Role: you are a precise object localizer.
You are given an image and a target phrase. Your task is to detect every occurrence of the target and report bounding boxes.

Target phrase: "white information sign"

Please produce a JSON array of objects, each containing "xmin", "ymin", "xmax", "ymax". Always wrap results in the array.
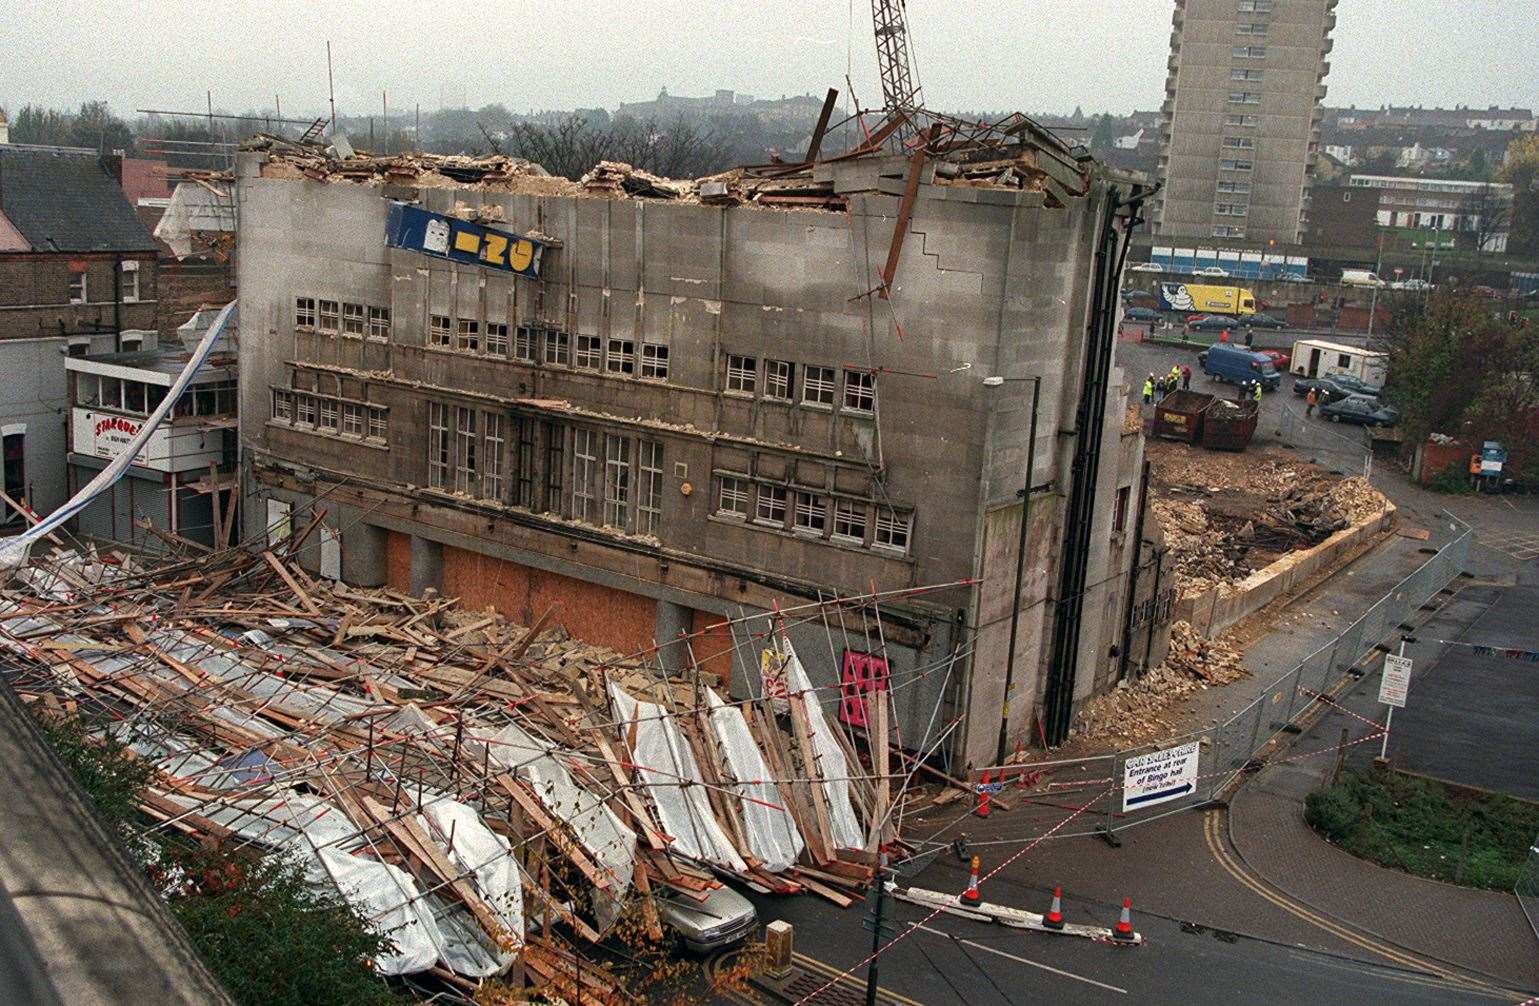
[
  {"xmin": 1378, "ymin": 654, "xmax": 1412, "ymax": 708},
  {"xmin": 1122, "ymin": 740, "xmax": 1200, "ymax": 812}
]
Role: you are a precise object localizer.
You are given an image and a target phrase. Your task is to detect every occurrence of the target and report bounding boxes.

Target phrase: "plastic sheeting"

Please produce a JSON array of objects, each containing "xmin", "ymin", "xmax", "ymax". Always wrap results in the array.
[
  {"xmin": 608, "ymin": 682, "xmax": 747, "ymax": 872},
  {"xmin": 421, "ymin": 798, "xmax": 524, "ymax": 960},
  {"xmin": 705, "ymin": 690, "xmax": 803, "ymax": 873},
  {"xmin": 781, "ymin": 633, "xmax": 865, "ymax": 850},
  {"xmin": 307, "ymin": 846, "xmax": 444, "ymax": 976}
]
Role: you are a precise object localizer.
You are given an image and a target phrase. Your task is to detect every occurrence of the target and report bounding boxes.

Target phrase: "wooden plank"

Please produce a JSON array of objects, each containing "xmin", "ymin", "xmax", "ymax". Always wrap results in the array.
[
  {"xmin": 786, "ymin": 692, "xmax": 835, "ymax": 865},
  {"xmin": 868, "ymin": 683, "xmax": 891, "ymax": 851},
  {"xmin": 262, "ymin": 550, "xmax": 322, "ymax": 615}
]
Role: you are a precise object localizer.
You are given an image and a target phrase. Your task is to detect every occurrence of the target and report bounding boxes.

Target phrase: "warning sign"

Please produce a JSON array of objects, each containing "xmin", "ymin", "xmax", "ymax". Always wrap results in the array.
[
  {"xmin": 1122, "ymin": 740, "xmax": 1200, "ymax": 812},
  {"xmin": 1378, "ymin": 653, "xmax": 1412, "ymax": 708}
]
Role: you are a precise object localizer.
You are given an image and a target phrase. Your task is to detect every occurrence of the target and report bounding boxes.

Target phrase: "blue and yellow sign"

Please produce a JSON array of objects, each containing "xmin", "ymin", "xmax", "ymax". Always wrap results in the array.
[{"xmin": 384, "ymin": 203, "xmax": 545, "ymax": 279}]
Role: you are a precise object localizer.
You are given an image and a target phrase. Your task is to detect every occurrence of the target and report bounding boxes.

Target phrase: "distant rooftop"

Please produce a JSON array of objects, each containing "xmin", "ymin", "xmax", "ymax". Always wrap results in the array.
[{"xmin": 0, "ymin": 145, "xmax": 157, "ymax": 253}]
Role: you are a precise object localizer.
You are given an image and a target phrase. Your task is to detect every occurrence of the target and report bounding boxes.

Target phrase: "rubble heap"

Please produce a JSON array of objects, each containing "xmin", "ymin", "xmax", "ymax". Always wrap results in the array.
[{"xmin": 1074, "ymin": 621, "xmax": 1247, "ymax": 745}]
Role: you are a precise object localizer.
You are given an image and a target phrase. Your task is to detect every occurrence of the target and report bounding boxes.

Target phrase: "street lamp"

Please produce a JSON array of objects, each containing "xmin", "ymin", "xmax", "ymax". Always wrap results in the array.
[{"xmin": 982, "ymin": 373, "xmax": 1041, "ymax": 765}]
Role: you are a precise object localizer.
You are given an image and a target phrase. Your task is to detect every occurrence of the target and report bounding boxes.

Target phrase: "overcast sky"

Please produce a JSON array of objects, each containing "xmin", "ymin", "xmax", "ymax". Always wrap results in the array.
[{"xmin": 2, "ymin": 1, "xmax": 1534, "ymax": 120}]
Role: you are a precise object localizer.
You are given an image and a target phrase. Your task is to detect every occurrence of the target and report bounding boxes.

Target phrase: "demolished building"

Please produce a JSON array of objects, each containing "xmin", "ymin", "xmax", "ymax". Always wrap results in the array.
[{"xmin": 234, "ymin": 116, "xmax": 1172, "ymax": 770}]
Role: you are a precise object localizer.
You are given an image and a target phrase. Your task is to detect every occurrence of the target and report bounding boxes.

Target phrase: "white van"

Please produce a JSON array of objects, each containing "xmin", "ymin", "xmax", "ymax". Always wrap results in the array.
[
  {"xmin": 1340, "ymin": 269, "xmax": 1385, "ymax": 288},
  {"xmin": 1290, "ymin": 339, "xmax": 1388, "ymax": 388}
]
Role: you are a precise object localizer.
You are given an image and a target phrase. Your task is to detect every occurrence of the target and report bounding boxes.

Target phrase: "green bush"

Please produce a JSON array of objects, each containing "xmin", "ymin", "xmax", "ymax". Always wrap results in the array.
[
  {"xmin": 1426, "ymin": 460, "xmax": 1474, "ymax": 495},
  {"xmin": 1306, "ymin": 769, "xmax": 1539, "ymax": 890}
]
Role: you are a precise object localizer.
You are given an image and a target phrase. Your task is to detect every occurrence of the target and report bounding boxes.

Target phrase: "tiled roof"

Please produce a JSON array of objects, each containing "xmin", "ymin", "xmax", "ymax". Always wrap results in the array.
[{"xmin": 0, "ymin": 146, "xmax": 157, "ymax": 253}]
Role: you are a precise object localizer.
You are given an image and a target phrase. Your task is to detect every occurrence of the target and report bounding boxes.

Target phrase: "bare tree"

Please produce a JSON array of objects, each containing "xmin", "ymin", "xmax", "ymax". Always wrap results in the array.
[{"xmin": 1466, "ymin": 168, "xmax": 1513, "ymax": 254}]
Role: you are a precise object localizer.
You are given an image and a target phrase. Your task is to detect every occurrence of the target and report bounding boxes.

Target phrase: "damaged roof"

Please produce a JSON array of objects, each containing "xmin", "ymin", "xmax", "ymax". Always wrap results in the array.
[{"xmin": 0, "ymin": 146, "xmax": 158, "ymax": 253}]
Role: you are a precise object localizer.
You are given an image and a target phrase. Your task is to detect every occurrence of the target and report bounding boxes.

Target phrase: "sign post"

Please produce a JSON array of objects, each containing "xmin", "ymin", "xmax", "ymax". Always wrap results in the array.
[
  {"xmin": 1377, "ymin": 642, "xmax": 1412, "ymax": 762},
  {"xmin": 1121, "ymin": 740, "xmax": 1201, "ymax": 813}
]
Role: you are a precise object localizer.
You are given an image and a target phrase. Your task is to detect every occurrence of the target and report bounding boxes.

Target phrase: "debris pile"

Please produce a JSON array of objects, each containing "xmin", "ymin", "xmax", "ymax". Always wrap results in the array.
[
  {"xmin": 1074, "ymin": 621, "xmax": 1247, "ymax": 745},
  {"xmin": 0, "ymin": 535, "xmax": 913, "ymax": 994}
]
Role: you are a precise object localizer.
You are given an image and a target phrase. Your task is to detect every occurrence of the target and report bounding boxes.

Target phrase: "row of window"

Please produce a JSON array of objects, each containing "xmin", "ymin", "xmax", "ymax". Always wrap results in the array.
[
  {"xmin": 1216, "ymin": 180, "xmax": 1251, "ymax": 195},
  {"xmin": 724, "ymin": 354, "xmax": 876, "ymax": 413},
  {"xmin": 1235, "ymin": 20, "xmax": 1268, "ymax": 36},
  {"xmin": 271, "ymin": 390, "xmax": 388, "ymax": 442},
  {"xmin": 77, "ymin": 374, "xmax": 236, "ymax": 418},
  {"xmin": 425, "ymin": 318, "xmax": 678, "ymax": 382},
  {"xmin": 1224, "ymin": 113, "xmax": 1259, "ymax": 129},
  {"xmin": 1220, "ymin": 158, "xmax": 1254, "ymax": 173},
  {"xmin": 1222, "ymin": 136, "xmax": 1255, "ymax": 151},
  {"xmin": 1236, "ymin": 0, "xmax": 1273, "ymax": 13},
  {"xmin": 1232, "ymin": 45, "xmax": 1266, "ymax": 59},
  {"xmin": 296, "ymin": 297, "xmax": 392, "ymax": 341},
  {"xmin": 1228, "ymin": 91, "xmax": 1261, "ymax": 106},
  {"xmin": 1214, "ymin": 203, "xmax": 1249, "ymax": 217},
  {"xmin": 1230, "ymin": 68, "xmax": 1263, "ymax": 82},
  {"xmin": 1212, "ymin": 225, "xmax": 1248, "ymax": 239},
  {"xmin": 66, "ymin": 261, "xmax": 143, "ymax": 306},
  {"xmin": 715, "ymin": 474, "xmax": 911, "ymax": 554}
]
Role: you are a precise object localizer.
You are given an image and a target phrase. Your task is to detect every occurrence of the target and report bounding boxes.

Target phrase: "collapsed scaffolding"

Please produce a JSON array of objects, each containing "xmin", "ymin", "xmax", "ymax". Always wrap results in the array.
[{"xmin": 0, "ymin": 516, "xmax": 966, "ymax": 1000}]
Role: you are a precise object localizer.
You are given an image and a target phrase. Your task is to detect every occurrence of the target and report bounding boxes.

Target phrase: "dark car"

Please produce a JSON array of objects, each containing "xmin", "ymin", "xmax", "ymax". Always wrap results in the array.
[
  {"xmin": 1292, "ymin": 374, "xmax": 1379, "ymax": 402},
  {"xmin": 1248, "ymin": 313, "xmax": 1287, "ymax": 329},
  {"xmin": 1123, "ymin": 306, "xmax": 1162, "ymax": 322},
  {"xmin": 1186, "ymin": 315, "xmax": 1242, "ymax": 332},
  {"xmin": 1320, "ymin": 394, "xmax": 1400, "ymax": 427}
]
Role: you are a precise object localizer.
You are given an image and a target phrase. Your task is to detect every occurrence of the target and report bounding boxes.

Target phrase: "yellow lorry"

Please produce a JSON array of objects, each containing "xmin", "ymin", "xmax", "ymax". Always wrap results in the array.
[{"xmin": 1156, "ymin": 282, "xmax": 1257, "ymax": 316}]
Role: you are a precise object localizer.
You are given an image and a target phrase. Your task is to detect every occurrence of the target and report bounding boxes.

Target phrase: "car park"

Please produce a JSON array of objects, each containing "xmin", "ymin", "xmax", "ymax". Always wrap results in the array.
[
  {"xmin": 1123, "ymin": 306, "xmax": 1162, "ymax": 322},
  {"xmin": 1319, "ymin": 394, "xmax": 1400, "ymax": 427}
]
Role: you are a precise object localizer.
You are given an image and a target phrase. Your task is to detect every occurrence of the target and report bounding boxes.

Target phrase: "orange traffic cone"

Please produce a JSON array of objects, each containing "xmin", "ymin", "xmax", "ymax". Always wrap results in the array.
[
  {"xmin": 1043, "ymin": 886, "xmax": 1065, "ymax": 930},
  {"xmin": 974, "ymin": 771, "xmax": 992, "ymax": 818},
  {"xmin": 1113, "ymin": 897, "xmax": 1135, "ymax": 941},
  {"xmin": 959, "ymin": 855, "xmax": 982, "ymax": 906}
]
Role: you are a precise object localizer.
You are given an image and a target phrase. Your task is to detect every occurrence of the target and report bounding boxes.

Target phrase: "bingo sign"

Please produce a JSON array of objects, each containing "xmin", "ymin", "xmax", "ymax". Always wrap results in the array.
[
  {"xmin": 837, "ymin": 650, "xmax": 889, "ymax": 728},
  {"xmin": 384, "ymin": 203, "xmax": 546, "ymax": 279},
  {"xmin": 84, "ymin": 412, "xmax": 150, "ymax": 466},
  {"xmin": 1122, "ymin": 740, "xmax": 1200, "ymax": 812}
]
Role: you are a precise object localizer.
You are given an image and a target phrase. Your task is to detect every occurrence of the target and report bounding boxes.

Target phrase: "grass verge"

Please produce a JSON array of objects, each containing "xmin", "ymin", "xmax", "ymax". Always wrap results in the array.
[{"xmin": 1306, "ymin": 767, "xmax": 1539, "ymax": 890}]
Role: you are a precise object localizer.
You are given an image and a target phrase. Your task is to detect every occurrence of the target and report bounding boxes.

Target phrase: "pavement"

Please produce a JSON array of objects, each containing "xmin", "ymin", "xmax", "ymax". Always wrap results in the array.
[{"xmin": 0, "ymin": 679, "xmax": 232, "ymax": 1006}]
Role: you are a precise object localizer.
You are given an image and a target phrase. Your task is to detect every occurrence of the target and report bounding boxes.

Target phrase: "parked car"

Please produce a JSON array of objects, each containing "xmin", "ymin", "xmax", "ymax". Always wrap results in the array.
[
  {"xmin": 1278, "ymin": 273, "xmax": 1311, "ymax": 283},
  {"xmin": 1197, "ymin": 343, "xmax": 1281, "ymax": 389},
  {"xmin": 1128, "ymin": 262, "xmax": 1163, "ymax": 273},
  {"xmin": 1248, "ymin": 313, "xmax": 1287, "ymax": 329},
  {"xmin": 1320, "ymin": 394, "xmax": 1400, "ymax": 427},
  {"xmin": 1194, "ymin": 266, "xmax": 1229, "ymax": 277},
  {"xmin": 1258, "ymin": 348, "xmax": 1291, "ymax": 369},
  {"xmin": 655, "ymin": 883, "xmax": 758, "ymax": 953},
  {"xmin": 1390, "ymin": 278, "xmax": 1434, "ymax": 291},
  {"xmin": 1292, "ymin": 374, "xmax": 1379, "ymax": 402},
  {"xmin": 1187, "ymin": 314, "xmax": 1241, "ymax": 332},
  {"xmin": 1123, "ymin": 306, "xmax": 1163, "ymax": 322}
]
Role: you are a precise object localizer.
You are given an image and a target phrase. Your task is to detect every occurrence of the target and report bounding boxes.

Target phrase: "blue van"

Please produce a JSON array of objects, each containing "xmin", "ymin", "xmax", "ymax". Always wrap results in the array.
[{"xmin": 1198, "ymin": 343, "xmax": 1281, "ymax": 390}]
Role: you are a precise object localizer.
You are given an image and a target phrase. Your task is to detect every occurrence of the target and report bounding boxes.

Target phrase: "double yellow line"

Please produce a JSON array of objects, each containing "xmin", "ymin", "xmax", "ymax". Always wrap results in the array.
[
  {"xmin": 704, "ymin": 948, "xmax": 925, "ymax": 1006},
  {"xmin": 1202, "ymin": 809, "xmax": 1512, "ymax": 1000}
]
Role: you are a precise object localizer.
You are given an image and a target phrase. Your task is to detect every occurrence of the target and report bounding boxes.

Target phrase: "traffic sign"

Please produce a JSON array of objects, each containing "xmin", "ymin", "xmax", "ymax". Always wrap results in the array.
[
  {"xmin": 1379, "ymin": 654, "xmax": 1412, "ymax": 708},
  {"xmin": 1122, "ymin": 740, "xmax": 1200, "ymax": 812}
]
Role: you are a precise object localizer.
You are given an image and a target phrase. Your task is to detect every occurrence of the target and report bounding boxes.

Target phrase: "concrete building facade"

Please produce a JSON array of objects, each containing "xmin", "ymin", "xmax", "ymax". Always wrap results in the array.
[
  {"xmin": 236, "ymin": 144, "xmax": 1167, "ymax": 769},
  {"xmin": 1156, "ymin": 0, "xmax": 1337, "ymax": 245}
]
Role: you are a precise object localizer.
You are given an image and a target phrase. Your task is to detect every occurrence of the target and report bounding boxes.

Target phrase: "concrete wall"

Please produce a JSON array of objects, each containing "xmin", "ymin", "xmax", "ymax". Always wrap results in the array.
[{"xmin": 0, "ymin": 338, "xmax": 71, "ymax": 523}]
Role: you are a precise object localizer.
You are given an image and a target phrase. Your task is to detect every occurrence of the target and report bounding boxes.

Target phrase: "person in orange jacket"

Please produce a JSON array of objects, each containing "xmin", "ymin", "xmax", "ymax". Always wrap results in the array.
[{"xmin": 1305, "ymin": 386, "xmax": 1318, "ymax": 417}]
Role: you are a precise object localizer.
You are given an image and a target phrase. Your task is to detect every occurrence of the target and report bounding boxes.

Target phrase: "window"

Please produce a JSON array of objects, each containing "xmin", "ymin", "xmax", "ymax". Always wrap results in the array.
[
  {"xmin": 120, "ymin": 335, "xmax": 143, "ymax": 353},
  {"xmin": 1114, "ymin": 486, "xmax": 1131, "ymax": 533},
  {"xmin": 1237, "ymin": 0, "xmax": 1273, "ymax": 11},
  {"xmin": 718, "ymin": 476, "xmax": 748, "ymax": 517},
  {"xmin": 1227, "ymin": 92, "xmax": 1261, "ymax": 105},
  {"xmin": 485, "ymin": 321, "xmax": 510, "ymax": 356},
  {"xmin": 1217, "ymin": 180, "xmax": 1251, "ymax": 194},
  {"xmin": 68, "ymin": 270, "xmax": 87, "ymax": 304},
  {"xmin": 1213, "ymin": 225, "xmax": 1248, "ymax": 238},
  {"xmin": 575, "ymin": 334, "xmax": 602, "ymax": 370},
  {"xmin": 428, "ymin": 402, "xmax": 450, "ymax": 488},
  {"xmin": 296, "ymin": 394, "xmax": 317, "ymax": 426},
  {"xmin": 572, "ymin": 428, "xmax": 597, "ymax": 520},
  {"xmin": 1230, "ymin": 68, "xmax": 1264, "ymax": 82},
  {"xmin": 1231, "ymin": 45, "xmax": 1267, "ymax": 58},
  {"xmin": 1215, "ymin": 203, "xmax": 1250, "ymax": 216},
  {"xmin": 833, "ymin": 500, "xmax": 868, "ymax": 542},
  {"xmin": 2, "ymin": 433, "xmax": 25, "ymax": 528},
  {"xmin": 873, "ymin": 507, "xmax": 911, "ymax": 552},
  {"xmin": 726, "ymin": 354, "xmax": 757, "ymax": 394},
  {"xmin": 765, "ymin": 360, "xmax": 794, "ymax": 402},
  {"xmin": 843, "ymin": 369, "xmax": 876, "ymax": 413},
  {"xmin": 367, "ymin": 408, "xmax": 387, "ymax": 441},
  {"xmin": 341, "ymin": 402, "xmax": 365, "ymax": 436},
  {"xmin": 367, "ymin": 306, "xmax": 391, "ymax": 341},
  {"xmin": 295, "ymin": 297, "xmax": 317, "ymax": 328},
  {"xmin": 515, "ymin": 420, "xmax": 535, "ymax": 507},
  {"xmin": 428, "ymin": 314, "xmax": 453, "ymax": 347},
  {"xmin": 342, "ymin": 302, "xmax": 366, "ymax": 337},
  {"xmin": 1337, "ymin": 353, "xmax": 1351, "ymax": 369},
  {"xmin": 121, "ymin": 261, "xmax": 140, "ymax": 303},
  {"xmin": 1224, "ymin": 114, "xmax": 1259, "ymax": 129},
  {"xmin": 803, "ymin": 365, "xmax": 836, "ymax": 406},
  {"xmin": 1223, "ymin": 136, "xmax": 1256, "ymax": 150},
  {"xmin": 1236, "ymin": 21, "xmax": 1268, "ymax": 35},
  {"xmin": 603, "ymin": 433, "xmax": 631, "ymax": 528},
  {"xmin": 455, "ymin": 407, "xmax": 478, "ymax": 494},
  {"xmin": 318, "ymin": 398, "xmax": 339, "ymax": 432},
  {"xmin": 793, "ymin": 492, "xmax": 827, "ymax": 535},
  {"xmin": 755, "ymin": 484, "xmax": 788, "ymax": 526},
  {"xmin": 542, "ymin": 421, "xmax": 563, "ymax": 513},
  {"xmin": 272, "ymin": 390, "xmax": 294, "ymax": 422},
  {"xmin": 513, "ymin": 326, "xmax": 536, "ymax": 362},
  {"xmin": 1220, "ymin": 159, "xmax": 1254, "ymax": 172},
  {"xmin": 483, "ymin": 413, "xmax": 505, "ymax": 501},
  {"xmin": 544, "ymin": 330, "xmax": 570, "ymax": 366},
  {"xmin": 100, "ymin": 376, "xmax": 123, "ymax": 411},
  {"xmin": 67, "ymin": 341, "xmax": 88, "ymax": 358},
  {"xmin": 124, "ymin": 381, "xmax": 146, "ymax": 415},
  {"xmin": 641, "ymin": 343, "xmax": 670, "ymax": 380},
  {"xmin": 457, "ymin": 318, "xmax": 480, "ymax": 353},
  {"xmin": 318, "ymin": 300, "xmax": 340, "ymax": 333},
  {"xmin": 639, "ymin": 441, "xmax": 663, "ymax": 535},
  {"xmin": 606, "ymin": 339, "xmax": 635, "ymax": 376}
]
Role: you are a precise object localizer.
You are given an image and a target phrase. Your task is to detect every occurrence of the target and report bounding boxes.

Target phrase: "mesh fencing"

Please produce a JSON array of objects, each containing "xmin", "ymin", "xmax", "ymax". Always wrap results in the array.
[{"xmin": 1517, "ymin": 834, "xmax": 1539, "ymax": 946}]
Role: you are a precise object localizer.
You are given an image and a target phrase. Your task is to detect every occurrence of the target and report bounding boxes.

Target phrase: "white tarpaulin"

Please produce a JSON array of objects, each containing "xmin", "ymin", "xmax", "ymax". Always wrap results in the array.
[
  {"xmin": 420, "ymin": 798, "xmax": 524, "ymax": 961},
  {"xmin": 706, "ymin": 689, "xmax": 803, "ymax": 873},
  {"xmin": 609, "ymin": 681, "xmax": 747, "ymax": 872},
  {"xmin": 781, "ymin": 632, "xmax": 865, "ymax": 849},
  {"xmin": 307, "ymin": 846, "xmax": 444, "ymax": 976}
]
